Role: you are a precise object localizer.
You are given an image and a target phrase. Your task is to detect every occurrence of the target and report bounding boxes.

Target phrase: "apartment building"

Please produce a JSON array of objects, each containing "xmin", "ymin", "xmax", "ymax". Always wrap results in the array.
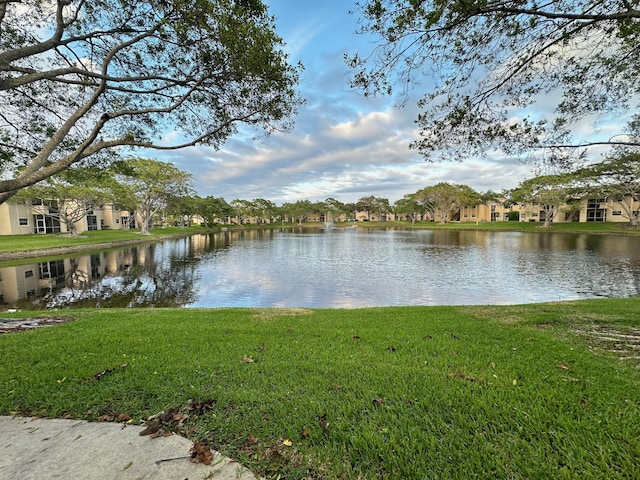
[
  {"xmin": 0, "ymin": 200, "xmax": 138, "ymax": 236},
  {"xmin": 579, "ymin": 196, "xmax": 640, "ymax": 223},
  {"xmin": 2, "ymin": 194, "xmax": 639, "ymax": 235}
]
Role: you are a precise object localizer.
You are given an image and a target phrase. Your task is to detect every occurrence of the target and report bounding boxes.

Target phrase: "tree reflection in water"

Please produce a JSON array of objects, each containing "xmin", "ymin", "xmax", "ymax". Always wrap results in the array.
[
  {"xmin": 14, "ymin": 243, "xmax": 201, "ymax": 309},
  {"xmin": 4, "ymin": 229, "xmax": 640, "ymax": 310}
]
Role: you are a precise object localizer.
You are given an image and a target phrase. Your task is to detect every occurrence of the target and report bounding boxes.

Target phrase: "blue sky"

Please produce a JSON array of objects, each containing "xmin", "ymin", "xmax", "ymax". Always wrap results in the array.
[{"xmin": 159, "ymin": 0, "xmax": 558, "ymax": 204}]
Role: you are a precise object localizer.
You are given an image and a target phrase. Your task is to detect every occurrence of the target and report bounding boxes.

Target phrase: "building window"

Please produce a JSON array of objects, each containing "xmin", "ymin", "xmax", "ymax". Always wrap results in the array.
[
  {"xmin": 586, "ymin": 209, "xmax": 606, "ymax": 222},
  {"xmin": 33, "ymin": 214, "xmax": 61, "ymax": 234},
  {"xmin": 587, "ymin": 198, "xmax": 606, "ymax": 208},
  {"xmin": 87, "ymin": 215, "xmax": 98, "ymax": 231},
  {"xmin": 19, "ymin": 218, "xmax": 28, "ymax": 226},
  {"xmin": 612, "ymin": 211, "xmax": 622, "ymax": 216},
  {"xmin": 24, "ymin": 270, "xmax": 34, "ymax": 278},
  {"xmin": 39, "ymin": 260, "xmax": 65, "ymax": 280}
]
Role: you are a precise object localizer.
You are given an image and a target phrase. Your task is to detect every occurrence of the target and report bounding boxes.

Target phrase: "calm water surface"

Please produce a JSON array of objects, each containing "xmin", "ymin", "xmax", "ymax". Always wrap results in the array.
[{"xmin": 2, "ymin": 227, "xmax": 639, "ymax": 309}]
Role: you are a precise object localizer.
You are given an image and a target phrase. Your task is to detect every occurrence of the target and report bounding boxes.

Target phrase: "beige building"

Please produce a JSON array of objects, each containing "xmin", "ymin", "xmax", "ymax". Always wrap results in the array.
[
  {"xmin": 0, "ymin": 200, "xmax": 139, "ymax": 235},
  {"xmin": 460, "ymin": 201, "xmax": 517, "ymax": 222},
  {"xmin": 579, "ymin": 196, "xmax": 640, "ymax": 223},
  {"xmin": 3, "ymin": 194, "xmax": 639, "ymax": 235}
]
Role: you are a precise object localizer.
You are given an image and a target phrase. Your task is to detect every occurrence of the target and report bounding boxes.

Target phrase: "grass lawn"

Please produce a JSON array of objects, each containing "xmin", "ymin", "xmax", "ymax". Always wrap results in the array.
[
  {"xmin": 0, "ymin": 226, "xmax": 210, "ymax": 254},
  {"xmin": 350, "ymin": 220, "xmax": 640, "ymax": 235},
  {"xmin": 1, "ymin": 299, "xmax": 639, "ymax": 479}
]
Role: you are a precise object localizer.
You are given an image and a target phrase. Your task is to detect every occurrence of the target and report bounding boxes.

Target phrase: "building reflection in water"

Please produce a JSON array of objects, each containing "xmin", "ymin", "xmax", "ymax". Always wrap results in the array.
[
  {"xmin": 0, "ymin": 229, "xmax": 266, "ymax": 310},
  {"xmin": 1, "ymin": 229, "xmax": 639, "ymax": 310}
]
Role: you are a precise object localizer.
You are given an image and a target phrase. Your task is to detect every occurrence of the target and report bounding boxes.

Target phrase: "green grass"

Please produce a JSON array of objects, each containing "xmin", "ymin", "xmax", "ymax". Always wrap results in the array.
[
  {"xmin": 352, "ymin": 220, "xmax": 640, "ymax": 234},
  {"xmin": 1, "ymin": 299, "xmax": 639, "ymax": 479},
  {"xmin": 0, "ymin": 226, "xmax": 210, "ymax": 254}
]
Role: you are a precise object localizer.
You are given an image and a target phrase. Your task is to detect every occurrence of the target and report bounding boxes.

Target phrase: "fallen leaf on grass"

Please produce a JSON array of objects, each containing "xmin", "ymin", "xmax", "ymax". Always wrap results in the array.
[
  {"xmin": 81, "ymin": 364, "xmax": 128, "ymax": 384},
  {"xmin": 282, "ymin": 439, "xmax": 293, "ymax": 447},
  {"xmin": 185, "ymin": 398, "xmax": 214, "ymax": 414},
  {"xmin": 171, "ymin": 412, "xmax": 189, "ymax": 427},
  {"xmin": 190, "ymin": 442, "xmax": 214, "ymax": 465},
  {"xmin": 139, "ymin": 424, "xmax": 163, "ymax": 436},
  {"xmin": 117, "ymin": 414, "xmax": 132, "ymax": 423},
  {"xmin": 557, "ymin": 363, "xmax": 570, "ymax": 371},
  {"xmin": 242, "ymin": 356, "xmax": 254, "ymax": 363},
  {"xmin": 140, "ymin": 398, "xmax": 216, "ymax": 438},
  {"xmin": 318, "ymin": 413, "xmax": 329, "ymax": 431}
]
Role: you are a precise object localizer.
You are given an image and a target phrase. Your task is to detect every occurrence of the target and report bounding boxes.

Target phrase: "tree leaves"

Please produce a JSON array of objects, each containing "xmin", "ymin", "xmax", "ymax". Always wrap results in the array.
[
  {"xmin": 349, "ymin": 0, "xmax": 640, "ymax": 164},
  {"xmin": 189, "ymin": 442, "xmax": 214, "ymax": 464},
  {"xmin": 139, "ymin": 398, "xmax": 216, "ymax": 438},
  {"xmin": 81, "ymin": 363, "xmax": 129, "ymax": 384},
  {"xmin": 0, "ymin": 0, "xmax": 303, "ymax": 202}
]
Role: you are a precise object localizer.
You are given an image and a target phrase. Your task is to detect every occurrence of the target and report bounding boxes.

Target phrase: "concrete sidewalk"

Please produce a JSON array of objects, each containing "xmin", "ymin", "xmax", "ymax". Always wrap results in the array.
[{"xmin": 0, "ymin": 416, "xmax": 259, "ymax": 480}]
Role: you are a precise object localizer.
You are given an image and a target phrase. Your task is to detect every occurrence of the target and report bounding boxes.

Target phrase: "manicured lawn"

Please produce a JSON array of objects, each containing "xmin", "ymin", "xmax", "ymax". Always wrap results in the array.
[
  {"xmin": 353, "ymin": 220, "xmax": 640, "ymax": 234},
  {"xmin": 0, "ymin": 226, "xmax": 209, "ymax": 254},
  {"xmin": 1, "ymin": 299, "xmax": 639, "ymax": 479}
]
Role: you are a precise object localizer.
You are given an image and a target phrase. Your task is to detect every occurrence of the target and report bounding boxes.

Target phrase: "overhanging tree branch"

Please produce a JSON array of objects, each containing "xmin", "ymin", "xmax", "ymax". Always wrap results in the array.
[
  {"xmin": 0, "ymin": 0, "xmax": 303, "ymax": 204},
  {"xmin": 350, "ymin": 0, "xmax": 640, "ymax": 163}
]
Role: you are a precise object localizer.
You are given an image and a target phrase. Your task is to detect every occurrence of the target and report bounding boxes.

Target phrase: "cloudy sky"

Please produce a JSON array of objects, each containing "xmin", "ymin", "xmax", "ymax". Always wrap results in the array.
[{"xmin": 154, "ymin": 0, "xmax": 598, "ymax": 205}]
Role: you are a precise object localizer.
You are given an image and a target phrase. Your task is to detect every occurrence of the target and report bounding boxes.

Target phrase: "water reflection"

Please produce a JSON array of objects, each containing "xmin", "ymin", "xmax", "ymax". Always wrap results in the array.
[{"xmin": 1, "ymin": 228, "xmax": 639, "ymax": 310}]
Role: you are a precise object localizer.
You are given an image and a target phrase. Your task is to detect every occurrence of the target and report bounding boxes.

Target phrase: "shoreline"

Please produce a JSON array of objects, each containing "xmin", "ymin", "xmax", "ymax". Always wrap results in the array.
[
  {"xmin": 1, "ymin": 222, "xmax": 638, "ymax": 262},
  {"xmin": 0, "ymin": 239, "xmax": 150, "ymax": 262}
]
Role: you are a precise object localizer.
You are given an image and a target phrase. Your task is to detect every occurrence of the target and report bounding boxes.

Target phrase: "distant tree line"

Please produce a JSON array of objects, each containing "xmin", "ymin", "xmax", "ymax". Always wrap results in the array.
[{"xmin": 13, "ymin": 151, "xmax": 640, "ymax": 232}]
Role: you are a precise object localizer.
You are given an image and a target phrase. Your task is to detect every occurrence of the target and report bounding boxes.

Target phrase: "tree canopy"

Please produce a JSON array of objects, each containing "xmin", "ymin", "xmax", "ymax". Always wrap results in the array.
[
  {"xmin": 348, "ymin": 0, "xmax": 640, "ymax": 165},
  {"xmin": 414, "ymin": 182, "xmax": 480, "ymax": 223},
  {"xmin": 509, "ymin": 174, "xmax": 578, "ymax": 227},
  {"xmin": 111, "ymin": 158, "xmax": 194, "ymax": 234},
  {"xmin": 0, "ymin": 0, "xmax": 302, "ymax": 203},
  {"xmin": 575, "ymin": 151, "xmax": 640, "ymax": 226}
]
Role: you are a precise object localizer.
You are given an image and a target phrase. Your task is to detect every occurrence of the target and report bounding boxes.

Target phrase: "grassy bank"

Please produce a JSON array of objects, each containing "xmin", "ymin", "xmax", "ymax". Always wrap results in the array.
[
  {"xmin": 1, "ymin": 299, "xmax": 639, "ymax": 478},
  {"xmin": 0, "ymin": 226, "xmax": 211, "ymax": 255},
  {"xmin": 352, "ymin": 220, "xmax": 640, "ymax": 235}
]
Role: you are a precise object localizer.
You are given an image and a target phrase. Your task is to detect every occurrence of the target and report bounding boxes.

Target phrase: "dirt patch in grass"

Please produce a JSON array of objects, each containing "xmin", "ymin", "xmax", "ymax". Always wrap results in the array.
[
  {"xmin": 573, "ymin": 324, "xmax": 640, "ymax": 367},
  {"xmin": 0, "ymin": 316, "xmax": 74, "ymax": 334}
]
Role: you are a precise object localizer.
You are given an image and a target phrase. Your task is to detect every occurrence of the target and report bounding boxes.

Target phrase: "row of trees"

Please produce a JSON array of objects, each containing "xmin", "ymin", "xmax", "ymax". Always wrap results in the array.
[
  {"xmin": 14, "ymin": 150, "xmax": 640, "ymax": 234},
  {"xmin": 509, "ymin": 151, "xmax": 640, "ymax": 227},
  {"xmin": 166, "ymin": 149, "xmax": 640, "ymax": 229},
  {"xmin": 3, "ymin": 0, "xmax": 639, "ymax": 210}
]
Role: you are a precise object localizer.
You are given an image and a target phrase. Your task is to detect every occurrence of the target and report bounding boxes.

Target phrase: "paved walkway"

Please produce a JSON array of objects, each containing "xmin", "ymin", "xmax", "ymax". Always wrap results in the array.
[{"xmin": 0, "ymin": 416, "xmax": 259, "ymax": 480}]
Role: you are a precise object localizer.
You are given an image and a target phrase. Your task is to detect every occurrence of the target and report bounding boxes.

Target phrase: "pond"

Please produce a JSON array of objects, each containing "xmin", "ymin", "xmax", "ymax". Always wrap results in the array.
[{"xmin": 1, "ymin": 227, "xmax": 639, "ymax": 310}]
